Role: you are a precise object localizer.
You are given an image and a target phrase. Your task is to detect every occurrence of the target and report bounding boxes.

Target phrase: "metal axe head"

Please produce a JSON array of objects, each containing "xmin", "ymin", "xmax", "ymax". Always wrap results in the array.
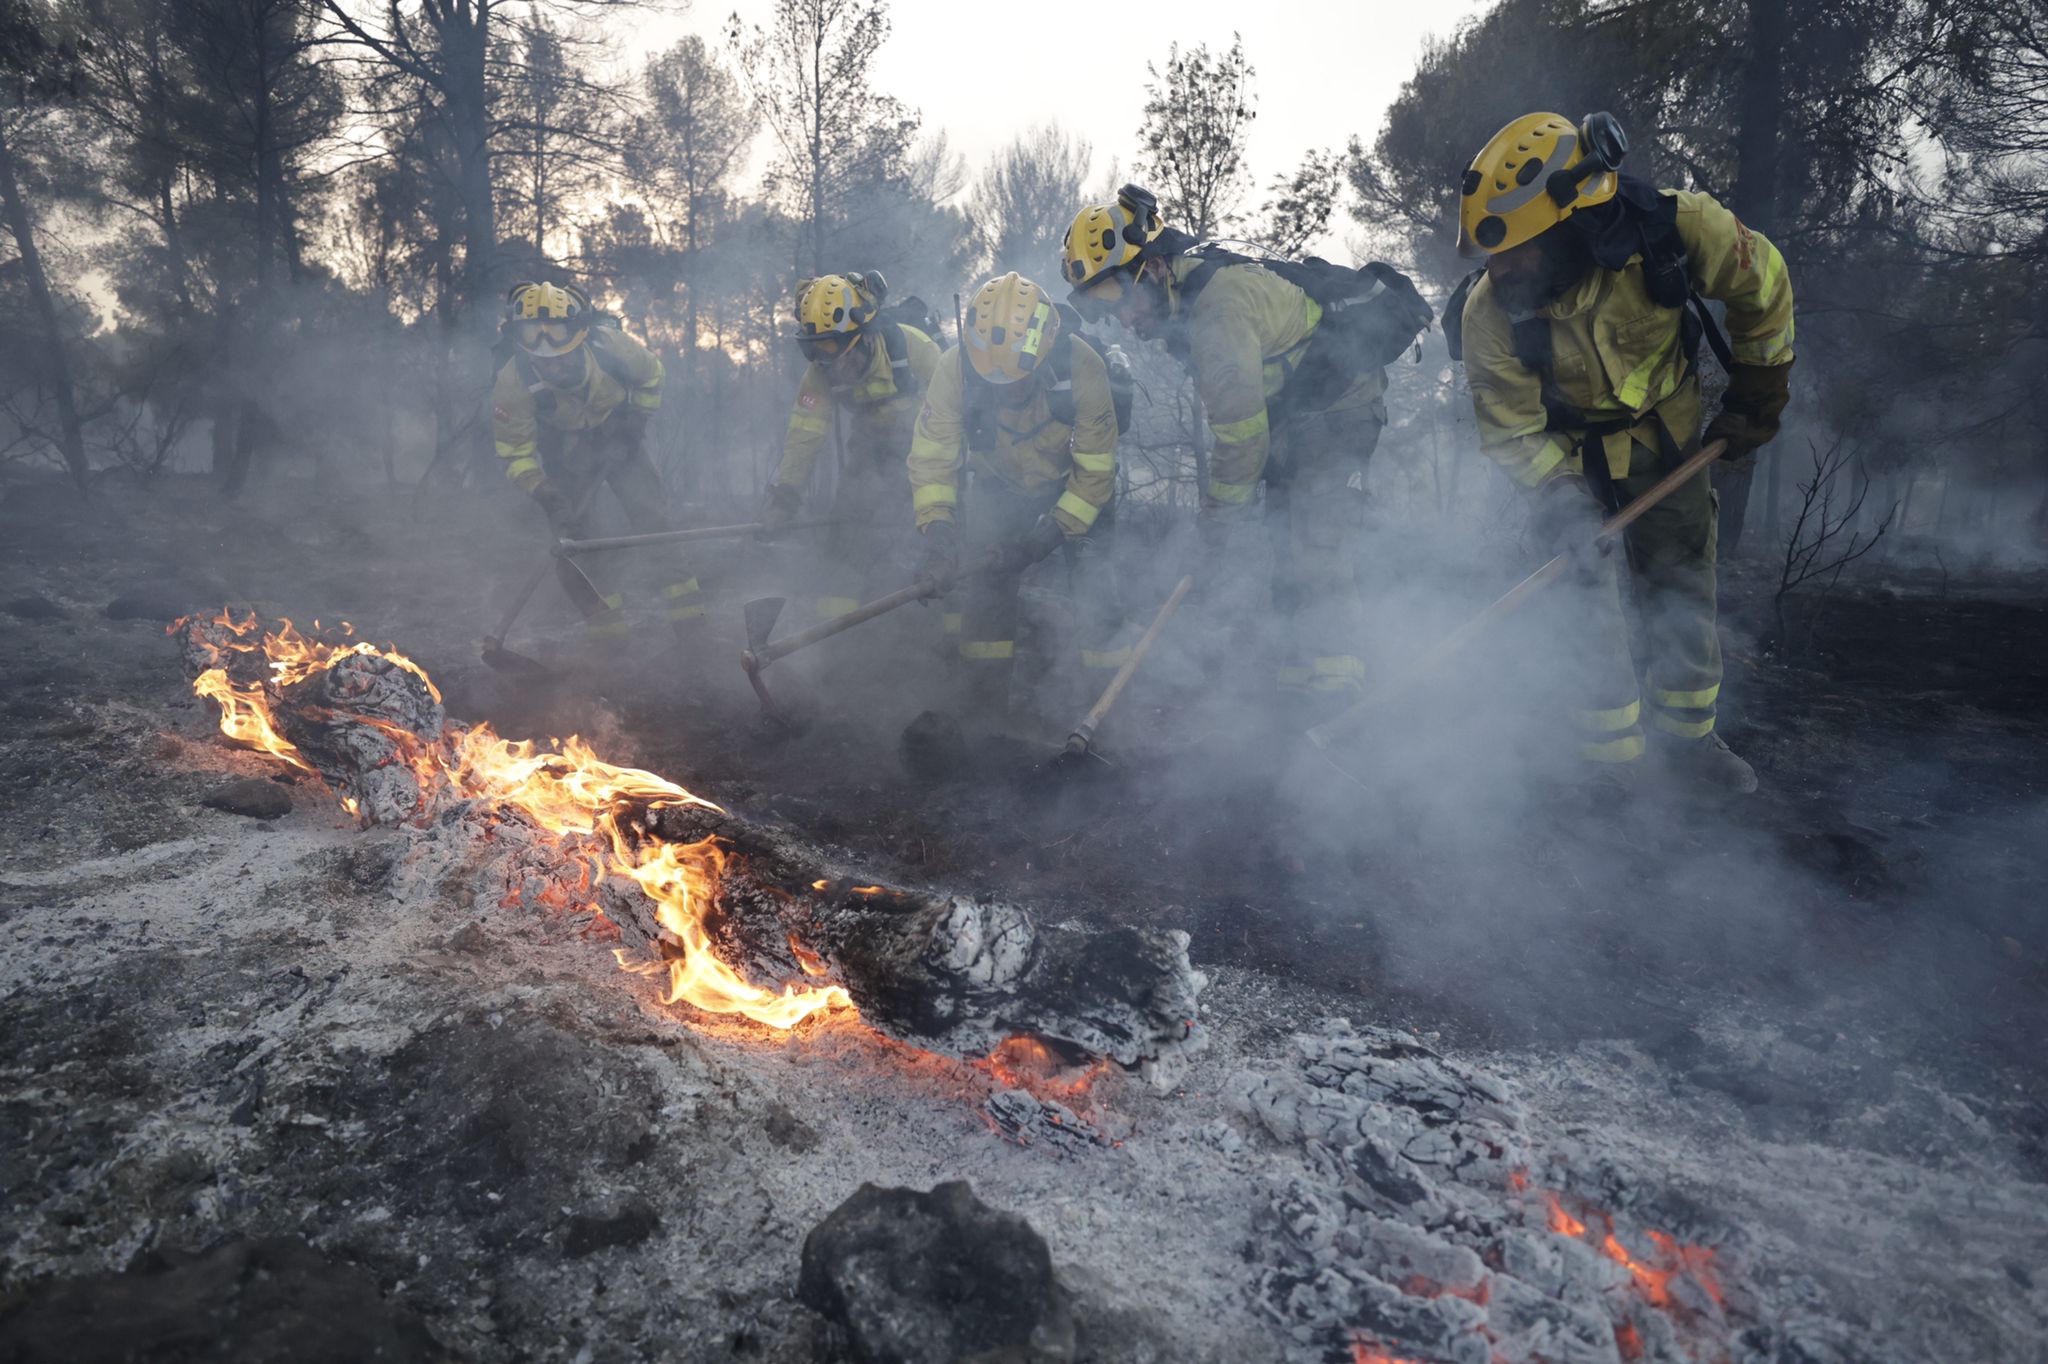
[
  {"xmin": 555, "ymin": 555, "xmax": 613, "ymax": 621},
  {"xmin": 743, "ymin": 596, "xmax": 786, "ymax": 652}
]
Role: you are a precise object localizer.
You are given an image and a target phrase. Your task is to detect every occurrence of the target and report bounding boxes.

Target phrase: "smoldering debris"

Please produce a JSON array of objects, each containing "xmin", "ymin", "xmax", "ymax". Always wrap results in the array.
[{"xmin": 172, "ymin": 607, "xmax": 1208, "ymax": 1079}]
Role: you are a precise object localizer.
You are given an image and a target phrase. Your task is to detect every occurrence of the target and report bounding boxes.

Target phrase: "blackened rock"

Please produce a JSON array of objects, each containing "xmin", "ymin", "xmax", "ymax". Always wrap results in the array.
[
  {"xmin": 799, "ymin": 1180, "xmax": 1076, "ymax": 1364},
  {"xmin": 3, "ymin": 594, "xmax": 65, "ymax": 620},
  {"xmin": 562, "ymin": 1194, "xmax": 660, "ymax": 1258},
  {"xmin": 899, "ymin": 709, "xmax": 970, "ymax": 783},
  {"xmin": 0, "ymin": 1235, "xmax": 453, "ymax": 1363},
  {"xmin": 201, "ymin": 777, "xmax": 293, "ymax": 820}
]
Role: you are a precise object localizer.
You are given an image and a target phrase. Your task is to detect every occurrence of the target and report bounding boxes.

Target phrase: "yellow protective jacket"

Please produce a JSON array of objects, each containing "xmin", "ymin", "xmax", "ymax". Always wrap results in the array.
[
  {"xmin": 906, "ymin": 340, "xmax": 1119, "ymax": 538},
  {"xmin": 491, "ymin": 325, "xmax": 664, "ymax": 491},
  {"xmin": 772, "ymin": 325, "xmax": 939, "ymax": 491},
  {"xmin": 1461, "ymin": 189, "xmax": 1795, "ymax": 487},
  {"xmin": 1168, "ymin": 257, "xmax": 1387, "ymax": 509}
]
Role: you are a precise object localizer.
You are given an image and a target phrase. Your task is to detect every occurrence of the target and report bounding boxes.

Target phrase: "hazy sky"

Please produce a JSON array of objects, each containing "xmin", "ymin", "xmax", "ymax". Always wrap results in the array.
[{"xmin": 624, "ymin": 0, "xmax": 1488, "ymax": 234}]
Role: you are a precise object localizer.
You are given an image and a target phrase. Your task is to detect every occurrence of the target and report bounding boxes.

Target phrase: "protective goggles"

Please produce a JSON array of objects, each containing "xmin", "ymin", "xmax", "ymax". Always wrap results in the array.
[
  {"xmin": 514, "ymin": 319, "xmax": 586, "ymax": 356},
  {"xmin": 1067, "ymin": 271, "xmax": 1131, "ymax": 322},
  {"xmin": 797, "ymin": 331, "xmax": 861, "ymax": 364}
]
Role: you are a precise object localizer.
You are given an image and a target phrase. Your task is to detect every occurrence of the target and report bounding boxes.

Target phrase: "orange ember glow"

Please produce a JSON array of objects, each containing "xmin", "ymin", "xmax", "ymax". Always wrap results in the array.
[
  {"xmin": 1350, "ymin": 1336, "xmax": 1424, "ymax": 1364},
  {"xmin": 976, "ymin": 1034, "xmax": 1109, "ymax": 1105},
  {"xmin": 1544, "ymin": 1191, "xmax": 1588, "ymax": 1238},
  {"xmin": 1530, "ymin": 1181, "xmax": 1727, "ymax": 1342},
  {"xmin": 183, "ymin": 612, "xmax": 854, "ymax": 1032}
]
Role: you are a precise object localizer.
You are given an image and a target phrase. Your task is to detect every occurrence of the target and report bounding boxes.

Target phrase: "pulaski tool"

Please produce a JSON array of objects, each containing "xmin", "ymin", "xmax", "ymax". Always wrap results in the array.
[{"xmin": 740, "ymin": 553, "xmax": 997, "ymax": 721}]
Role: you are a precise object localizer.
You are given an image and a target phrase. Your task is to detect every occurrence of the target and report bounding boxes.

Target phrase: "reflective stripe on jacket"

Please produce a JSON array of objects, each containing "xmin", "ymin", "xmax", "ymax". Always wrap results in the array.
[
  {"xmin": 1171, "ymin": 257, "xmax": 1387, "ymax": 509},
  {"xmin": 772, "ymin": 326, "xmax": 939, "ymax": 491},
  {"xmin": 491, "ymin": 327, "xmax": 665, "ymax": 490},
  {"xmin": 906, "ymin": 340, "xmax": 1119, "ymax": 537},
  {"xmin": 1461, "ymin": 188, "xmax": 1795, "ymax": 487}
]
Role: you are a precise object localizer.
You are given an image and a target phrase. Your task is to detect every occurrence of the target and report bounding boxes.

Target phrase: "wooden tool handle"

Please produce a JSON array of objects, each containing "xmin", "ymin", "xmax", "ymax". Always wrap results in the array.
[
  {"xmin": 1065, "ymin": 575, "xmax": 1194, "ymax": 754},
  {"xmin": 556, "ymin": 520, "xmax": 837, "ymax": 555},
  {"xmin": 1304, "ymin": 438, "xmax": 1727, "ymax": 751},
  {"xmin": 747, "ymin": 552, "xmax": 998, "ymax": 668}
]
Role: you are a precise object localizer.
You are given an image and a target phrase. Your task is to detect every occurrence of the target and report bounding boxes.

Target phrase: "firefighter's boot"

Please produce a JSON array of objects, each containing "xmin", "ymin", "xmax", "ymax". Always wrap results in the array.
[{"xmin": 1655, "ymin": 732, "xmax": 1757, "ymax": 795}]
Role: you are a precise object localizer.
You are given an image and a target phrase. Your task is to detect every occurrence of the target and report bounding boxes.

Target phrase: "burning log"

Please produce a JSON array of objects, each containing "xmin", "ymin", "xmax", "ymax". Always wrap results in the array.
[
  {"xmin": 172, "ymin": 609, "xmax": 1207, "ymax": 1085},
  {"xmin": 606, "ymin": 800, "xmax": 1206, "ymax": 1084}
]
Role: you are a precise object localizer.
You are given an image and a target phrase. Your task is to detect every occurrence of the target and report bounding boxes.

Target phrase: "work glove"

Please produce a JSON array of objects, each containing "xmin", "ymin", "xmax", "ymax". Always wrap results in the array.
[
  {"xmin": 1704, "ymin": 360, "xmax": 1794, "ymax": 464},
  {"xmin": 996, "ymin": 516, "xmax": 1067, "ymax": 575},
  {"xmin": 916, "ymin": 519, "xmax": 960, "ymax": 587},
  {"xmin": 530, "ymin": 479, "xmax": 573, "ymax": 523},
  {"xmin": 758, "ymin": 482, "xmax": 802, "ymax": 534},
  {"xmin": 1529, "ymin": 474, "xmax": 1611, "ymax": 568},
  {"xmin": 612, "ymin": 405, "xmax": 652, "ymax": 454}
]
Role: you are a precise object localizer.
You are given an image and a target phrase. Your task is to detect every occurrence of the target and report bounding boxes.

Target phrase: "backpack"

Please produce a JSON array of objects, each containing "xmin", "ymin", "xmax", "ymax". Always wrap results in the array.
[
  {"xmin": 961, "ymin": 304, "xmax": 1135, "ymax": 454},
  {"xmin": 1172, "ymin": 248, "xmax": 1435, "ymax": 411},
  {"xmin": 1441, "ymin": 177, "xmax": 1733, "ymax": 374},
  {"xmin": 1438, "ymin": 178, "xmax": 1735, "ymax": 512},
  {"xmin": 842, "ymin": 297, "xmax": 937, "ymax": 400}
]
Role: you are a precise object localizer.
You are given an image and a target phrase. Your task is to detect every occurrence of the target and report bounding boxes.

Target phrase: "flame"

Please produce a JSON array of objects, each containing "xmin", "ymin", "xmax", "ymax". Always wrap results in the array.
[
  {"xmin": 1614, "ymin": 1321, "xmax": 1644, "ymax": 1361},
  {"xmin": 183, "ymin": 612, "xmax": 854, "ymax": 1033}
]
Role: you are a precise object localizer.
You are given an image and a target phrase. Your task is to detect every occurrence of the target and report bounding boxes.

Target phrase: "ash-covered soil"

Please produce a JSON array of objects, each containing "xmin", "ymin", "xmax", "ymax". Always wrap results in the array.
[{"xmin": 2, "ymin": 472, "xmax": 2044, "ymax": 1362}]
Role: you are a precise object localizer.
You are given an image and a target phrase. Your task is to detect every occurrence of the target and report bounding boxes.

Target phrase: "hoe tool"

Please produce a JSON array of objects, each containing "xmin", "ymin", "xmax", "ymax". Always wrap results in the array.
[
  {"xmin": 1305, "ymin": 438, "xmax": 1729, "ymax": 774},
  {"xmin": 1056, "ymin": 574, "xmax": 1194, "ymax": 768},
  {"xmin": 481, "ymin": 471, "xmax": 618, "ymax": 676},
  {"xmin": 485, "ymin": 515, "xmax": 836, "ymax": 675},
  {"xmin": 740, "ymin": 553, "xmax": 996, "ymax": 720}
]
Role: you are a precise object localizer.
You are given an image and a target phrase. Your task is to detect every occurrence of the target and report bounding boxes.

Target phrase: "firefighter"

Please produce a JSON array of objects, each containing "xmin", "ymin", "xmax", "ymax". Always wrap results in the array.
[
  {"xmin": 1453, "ymin": 112, "xmax": 1794, "ymax": 794},
  {"xmin": 491, "ymin": 281, "xmax": 700, "ymax": 638},
  {"xmin": 1060, "ymin": 187, "xmax": 1389, "ymax": 711},
  {"xmin": 760, "ymin": 272, "xmax": 941, "ymax": 624},
  {"xmin": 908, "ymin": 273, "xmax": 1126, "ymax": 725}
]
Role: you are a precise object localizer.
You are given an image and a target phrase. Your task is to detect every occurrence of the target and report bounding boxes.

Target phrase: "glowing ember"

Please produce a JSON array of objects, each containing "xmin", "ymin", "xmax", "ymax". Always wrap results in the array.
[
  {"xmin": 1349, "ymin": 1336, "xmax": 1424, "ymax": 1364},
  {"xmin": 975, "ymin": 1034, "xmax": 1108, "ymax": 1105},
  {"xmin": 1531, "ymin": 1181, "xmax": 1727, "ymax": 1343},
  {"xmin": 1543, "ymin": 1190, "xmax": 1588, "ymax": 1238},
  {"xmin": 179, "ymin": 611, "xmax": 853, "ymax": 1033}
]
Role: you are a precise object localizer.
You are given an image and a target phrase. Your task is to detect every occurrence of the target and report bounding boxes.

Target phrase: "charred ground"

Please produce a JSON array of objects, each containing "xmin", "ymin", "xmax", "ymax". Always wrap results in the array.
[{"xmin": 2, "ymin": 471, "xmax": 2045, "ymax": 1362}]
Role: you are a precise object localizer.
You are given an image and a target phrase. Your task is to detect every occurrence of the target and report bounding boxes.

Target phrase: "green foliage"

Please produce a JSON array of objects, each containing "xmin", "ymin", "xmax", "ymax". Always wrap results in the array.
[{"xmin": 1137, "ymin": 34, "xmax": 1255, "ymax": 236}]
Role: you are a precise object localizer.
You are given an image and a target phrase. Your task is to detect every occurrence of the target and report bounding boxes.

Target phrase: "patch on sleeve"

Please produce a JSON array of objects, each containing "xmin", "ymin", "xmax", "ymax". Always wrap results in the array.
[
  {"xmin": 1733, "ymin": 220, "xmax": 1755, "ymax": 273},
  {"xmin": 798, "ymin": 391, "xmax": 819, "ymax": 409},
  {"xmin": 493, "ymin": 404, "xmax": 510, "ymax": 421}
]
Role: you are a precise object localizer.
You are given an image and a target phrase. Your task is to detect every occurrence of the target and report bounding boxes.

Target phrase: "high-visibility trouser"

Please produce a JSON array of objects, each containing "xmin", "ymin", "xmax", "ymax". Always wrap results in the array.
[
  {"xmin": 1561, "ymin": 434, "xmax": 1722, "ymax": 760},
  {"xmin": 541, "ymin": 424, "xmax": 700, "ymax": 622},
  {"xmin": 958, "ymin": 482, "xmax": 1122, "ymax": 717},
  {"xmin": 800, "ymin": 443, "xmax": 915, "ymax": 622},
  {"xmin": 1265, "ymin": 396, "xmax": 1383, "ymax": 694}
]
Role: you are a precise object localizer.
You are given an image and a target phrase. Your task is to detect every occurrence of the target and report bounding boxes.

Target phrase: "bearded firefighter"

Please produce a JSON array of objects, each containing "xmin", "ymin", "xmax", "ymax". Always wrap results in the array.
[
  {"xmin": 491, "ymin": 281, "xmax": 700, "ymax": 638},
  {"xmin": 907, "ymin": 273, "xmax": 1128, "ymax": 725},
  {"xmin": 1451, "ymin": 112, "xmax": 1794, "ymax": 794},
  {"xmin": 1060, "ymin": 186, "xmax": 1423, "ymax": 712},
  {"xmin": 761, "ymin": 271, "xmax": 940, "ymax": 624}
]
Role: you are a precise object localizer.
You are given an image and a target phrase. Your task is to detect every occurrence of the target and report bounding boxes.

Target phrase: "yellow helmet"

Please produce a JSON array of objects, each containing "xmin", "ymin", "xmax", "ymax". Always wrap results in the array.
[
  {"xmin": 1457, "ymin": 112, "xmax": 1626, "ymax": 258},
  {"xmin": 963, "ymin": 273, "xmax": 1062, "ymax": 386},
  {"xmin": 505, "ymin": 281, "xmax": 591, "ymax": 357},
  {"xmin": 794, "ymin": 271, "xmax": 885, "ymax": 363},
  {"xmin": 1060, "ymin": 185, "xmax": 1164, "ymax": 306}
]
